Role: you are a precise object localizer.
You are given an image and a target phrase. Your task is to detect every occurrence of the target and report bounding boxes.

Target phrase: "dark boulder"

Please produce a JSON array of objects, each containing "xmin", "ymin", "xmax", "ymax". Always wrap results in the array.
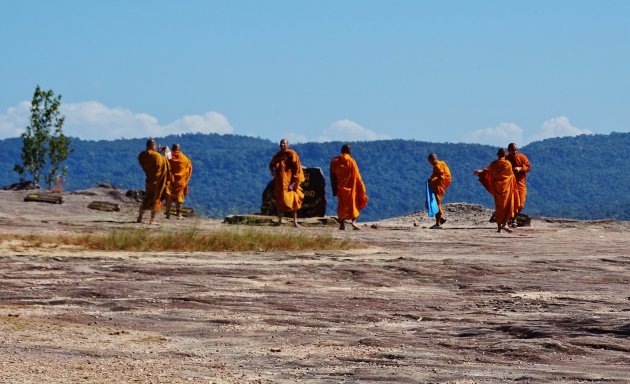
[
  {"xmin": 2, "ymin": 181, "xmax": 38, "ymax": 191},
  {"xmin": 261, "ymin": 167, "xmax": 327, "ymax": 218}
]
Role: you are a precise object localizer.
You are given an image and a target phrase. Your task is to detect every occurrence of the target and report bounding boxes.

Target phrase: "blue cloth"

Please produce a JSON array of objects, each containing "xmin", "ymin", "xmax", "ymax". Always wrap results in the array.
[{"xmin": 425, "ymin": 180, "xmax": 439, "ymax": 217}]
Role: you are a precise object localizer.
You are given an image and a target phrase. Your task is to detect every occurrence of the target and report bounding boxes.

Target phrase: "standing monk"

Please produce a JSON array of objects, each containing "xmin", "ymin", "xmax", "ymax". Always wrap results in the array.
[
  {"xmin": 427, "ymin": 153, "xmax": 452, "ymax": 229},
  {"xmin": 330, "ymin": 144, "xmax": 368, "ymax": 230},
  {"xmin": 269, "ymin": 139, "xmax": 305, "ymax": 227},
  {"xmin": 473, "ymin": 148, "xmax": 520, "ymax": 233},
  {"xmin": 137, "ymin": 139, "xmax": 172, "ymax": 225},
  {"xmin": 506, "ymin": 142, "xmax": 531, "ymax": 220},
  {"xmin": 165, "ymin": 143, "xmax": 193, "ymax": 220}
]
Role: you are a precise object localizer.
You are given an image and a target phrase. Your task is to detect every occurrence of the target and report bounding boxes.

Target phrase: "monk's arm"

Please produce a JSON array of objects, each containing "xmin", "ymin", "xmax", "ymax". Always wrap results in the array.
[
  {"xmin": 330, "ymin": 162, "xmax": 338, "ymax": 196},
  {"xmin": 520, "ymin": 155, "xmax": 531, "ymax": 173}
]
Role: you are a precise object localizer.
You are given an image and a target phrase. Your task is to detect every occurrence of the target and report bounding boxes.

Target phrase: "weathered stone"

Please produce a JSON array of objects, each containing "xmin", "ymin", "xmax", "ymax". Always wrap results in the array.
[
  {"xmin": 125, "ymin": 189, "xmax": 145, "ymax": 202},
  {"xmin": 224, "ymin": 214, "xmax": 338, "ymax": 227},
  {"xmin": 260, "ymin": 167, "xmax": 327, "ymax": 218},
  {"xmin": 166, "ymin": 206, "xmax": 195, "ymax": 218},
  {"xmin": 24, "ymin": 193, "xmax": 63, "ymax": 204},
  {"xmin": 87, "ymin": 201, "xmax": 120, "ymax": 212},
  {"xmin": 2, "ymin": 181, "xmax": 38, "ymax": 191}
]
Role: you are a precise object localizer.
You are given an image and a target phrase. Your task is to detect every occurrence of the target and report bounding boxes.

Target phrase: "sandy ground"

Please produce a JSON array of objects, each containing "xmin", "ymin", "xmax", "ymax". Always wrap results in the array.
[{"xmin": 0, "ymin": 187, "xmax": 628, "ymax": 383}]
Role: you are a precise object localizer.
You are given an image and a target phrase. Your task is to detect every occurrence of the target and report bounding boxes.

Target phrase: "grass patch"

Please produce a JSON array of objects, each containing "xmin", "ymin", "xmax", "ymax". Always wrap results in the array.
[{"xmin": 2, "ymin": 227, "xmax": 358, "ymax": 252}]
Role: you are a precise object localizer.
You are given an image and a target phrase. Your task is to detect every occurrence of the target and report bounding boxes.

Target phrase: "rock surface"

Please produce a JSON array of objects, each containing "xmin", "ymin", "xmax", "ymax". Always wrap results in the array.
[{"xmin": 0, "ymin": 188, "xmax": 628, "ymax": 383}]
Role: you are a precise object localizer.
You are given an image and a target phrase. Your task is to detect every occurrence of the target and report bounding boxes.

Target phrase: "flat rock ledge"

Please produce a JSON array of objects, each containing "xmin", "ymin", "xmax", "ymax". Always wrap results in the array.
[{"xmin": 224, "ymin": 214, "xmax": 339, "ymax": 227}]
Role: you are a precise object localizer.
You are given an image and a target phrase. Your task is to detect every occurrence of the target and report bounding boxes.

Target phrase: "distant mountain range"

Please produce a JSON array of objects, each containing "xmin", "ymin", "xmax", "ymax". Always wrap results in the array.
[{"xmin": 1, "ymin": 132, "xmax": 629, "ymax": 221}]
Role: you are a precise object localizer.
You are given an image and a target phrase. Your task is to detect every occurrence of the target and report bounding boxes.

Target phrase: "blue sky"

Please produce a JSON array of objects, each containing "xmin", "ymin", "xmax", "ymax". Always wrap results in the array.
[{"xmin": 1, "ymin": 0, "xmax": 629, "ymax": 145}]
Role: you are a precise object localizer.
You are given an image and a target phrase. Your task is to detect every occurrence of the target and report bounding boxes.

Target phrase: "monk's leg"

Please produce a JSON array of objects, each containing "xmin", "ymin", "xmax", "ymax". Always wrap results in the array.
[
  {"xmin": 136, "ymin": 207, "xmax": 145, "ymax": 223},
  {"xmin": 149, "ymin": 210, "xmax": 159, "ymax": 225},
  {"xmin": 176, "ymin": 202, "xmax": 183, "ymax": 219},
  {"xmin": 292, "ymin": 211, "xmax": 300, "ymax": 228},
  {"xmin": 350, "ymin": 219, "xmax": 360, "ymax": 230},
  {"xmin": 435, "ymin": 193, "xmax": 446, "ymax": 226},
  {"xmin": 165, "ymin": 197, "xmax": 173, "ymax": 219}
]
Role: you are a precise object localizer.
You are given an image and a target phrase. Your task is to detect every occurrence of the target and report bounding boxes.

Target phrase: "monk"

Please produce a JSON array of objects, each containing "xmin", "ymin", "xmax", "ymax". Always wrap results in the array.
[
  {"xmin": 506, "ymin": 142, "xmax": 531, "ymax": 223},
  {"xmin": 137, "ymin": 139, "xmax": 172, "ymax": 225},
  {"xmin": 473, "ymin": 147, "xmax": 520, "ymax": 233},
  {"xmin": 165, "ymin": 143, "xmax": 193, "ymax": 220},
  {"xmin": 330, "ymin": 144, "xmax": 368, "ymax": 230},
  {"xmin": 427, "ymin": 153, "xmax": 451, "ymax": 229},
  {"xmin": 269, "ymin": 139, "xmax": 305, "ymax": 227}
]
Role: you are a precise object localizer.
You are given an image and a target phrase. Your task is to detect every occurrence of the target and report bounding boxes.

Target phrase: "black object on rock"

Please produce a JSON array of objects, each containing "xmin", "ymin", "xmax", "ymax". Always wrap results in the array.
[{"xmin": 261, "ymin": 167, "xmax": 327, "ymax": 218}]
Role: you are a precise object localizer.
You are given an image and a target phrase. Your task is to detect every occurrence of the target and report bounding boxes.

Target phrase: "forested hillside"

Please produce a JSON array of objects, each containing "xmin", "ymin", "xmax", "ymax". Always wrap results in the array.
[{"xmin": 1, "ymin": 132, "xmax": 629, "ymax": 221}]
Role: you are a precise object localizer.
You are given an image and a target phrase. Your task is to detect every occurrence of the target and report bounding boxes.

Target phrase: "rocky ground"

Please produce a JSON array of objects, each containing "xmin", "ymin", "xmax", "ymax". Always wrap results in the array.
[{"xmin": 0, "ymin": 187, "xmax": 628, "ymax": 383}]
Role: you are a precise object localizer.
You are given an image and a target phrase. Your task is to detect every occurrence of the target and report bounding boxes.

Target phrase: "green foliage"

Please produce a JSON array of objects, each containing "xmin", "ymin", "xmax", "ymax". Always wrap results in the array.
[
  {"xmin": 46, "ymin": 114, "xmax": 73, "ymax": 188},
  {"xmin": 1, "ymin": 132, "xmax": 629, "ymax": 221},
  {"xmin": 14, "ymin": 86, "xmax": 72, "ymax": 188}
]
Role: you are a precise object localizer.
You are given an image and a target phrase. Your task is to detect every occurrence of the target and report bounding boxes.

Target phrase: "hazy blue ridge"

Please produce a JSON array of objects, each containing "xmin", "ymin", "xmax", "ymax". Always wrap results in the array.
[{"xmin": 1, "ymin": 132, "xmax": 629, "ymax": 221}]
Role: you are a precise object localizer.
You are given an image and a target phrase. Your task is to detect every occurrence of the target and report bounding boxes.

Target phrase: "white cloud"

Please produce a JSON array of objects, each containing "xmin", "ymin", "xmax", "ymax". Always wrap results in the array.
[
  {"xmin": 165, "ymin": 112, "xmax": 234, "ymax": 135},
  {"xmin": 323, "ymin": 119, "xmax": 390, "ymax": 141},
  {"xmin": 0, "ymin": 102, "xmax": 30, "ymax": 139},
  {"xmin": 281, "ymin": 132, "xmax": 309, "ymax": 144},
  {"xmin": 0, "ymin": 100, "xmax": 234, "ymax": 140},
  {"xmin": 465, "ymin": 116, "xmax": 593, "ymax": 146},
  {"xmin": 284, "ymin": 119, "xmax": 390, "ymax": 144},
  {"xmin": 529, "ymin": 116, "xmax": 592, "ymax": 143},
  {"xmin": 465, "ymin": 122, "xmax": 524, "ymax": 147}
]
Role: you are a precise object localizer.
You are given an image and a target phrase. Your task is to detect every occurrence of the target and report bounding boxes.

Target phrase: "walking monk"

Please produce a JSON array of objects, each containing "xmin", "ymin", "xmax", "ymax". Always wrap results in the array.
[
  {"xmin": 473, "ymin": 148, "xmax": 520, "ymax": 233},
  {"xmin": 330, "ymin": 144, "xmax": 368, "ymax": 230},
  {"xmin": 506, "ymin": 142, "xmax": 531, "ymax": 219},
  {"xmin": 427, "ymin": 153, "xmax": 451, "ymax": 229},
  {"xmin": 269, "ymin": 139, "xmax": 305, "ymax": 227},
  {"xmin": 165, "ymin": 143, "xmax": 193, "ymax": 220},
  {"xmin": 137, "ymin": 139, "xmax": 171, "ymax": 225}
]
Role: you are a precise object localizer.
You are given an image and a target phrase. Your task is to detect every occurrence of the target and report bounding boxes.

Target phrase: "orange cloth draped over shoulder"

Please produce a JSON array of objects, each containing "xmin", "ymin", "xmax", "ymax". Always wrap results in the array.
[
  {"xmin": 168, "ymin": 150, "xmax": 193, "ymax": 203},
  {"xmin": 477, "ymin": 158, "xmax": 520, "ymax": 225},
  {"xmin": 429, "ymin": 160, "xmax": 451, "ymax": 216},
  {"xmin": 138, "ymin": 149, "xmax": 171, "ymax": 212},
  {"xmin": 330, "ymin": 153, "xmax": 368, "ymax": 221},
  {"xmin": 506, "ymin": 152, "xmax": 530, "ymax": 211},
  {"xmin": 269, "ymin": 149, "xmax": 305, "ymax": 212}
]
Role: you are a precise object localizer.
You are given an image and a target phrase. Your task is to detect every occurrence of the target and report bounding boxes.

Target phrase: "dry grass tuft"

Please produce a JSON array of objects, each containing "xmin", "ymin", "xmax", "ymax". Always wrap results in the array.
[{"xmin": 1, "ymin": 227, "xmax": 358, "ymax": 252}]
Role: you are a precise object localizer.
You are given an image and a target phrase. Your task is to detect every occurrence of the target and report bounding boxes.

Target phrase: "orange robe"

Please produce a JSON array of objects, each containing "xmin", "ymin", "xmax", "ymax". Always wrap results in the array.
[
  {"xmin": 138, "ymin": 149, "xmax": 171, "ymax": 211},
  {"xmin": 506, "ymin": 152, "xmax": 530, "ymax": 211},
  {"xmin": 330, "ymin": 153, "xmax": 368, "ymax": 221},
  {"xmin": 477, "ymin": 158, "xmax": 520, "ymax": 225},
  {"xmin": 429, "ymin": 160, "xmax": 451, "ymax": 217},
  {"xmin": 269, "ymin": 149, "xmax": 305, "ymax": 212},
  {"xmin": 168, "ymin": 150, "xmax": 193, "ymax": 203}
]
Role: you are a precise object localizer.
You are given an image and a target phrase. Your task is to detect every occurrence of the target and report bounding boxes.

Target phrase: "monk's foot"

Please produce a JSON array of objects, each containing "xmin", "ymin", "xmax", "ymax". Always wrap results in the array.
[
  {"xmin": 351, "ymin": 223, "xmax": 361, "ymax": 230},
  {"xmin": 293, "ymin": 222, "xmax": 301, "ymax": 228},
  {"xmin": 176, "ymin": 215, "xmax": 184, "ymax": 220},
  {"xmin": 136, "ymin": 218, "xmax": 143, "ymax": 224},
  {"xmin": 439, "ymin": 217, "xmax": 447, "ymax": 225},
  {"xmin": 503, "ymin": 226, "xmax": 513, "ymax": 233},
  {"xmin": 339, "ymin": 222, "xmax": 346, "ymax": 230},
  {"xmin": 430, "ymin": 224, "xmax": 442, "ymax": 229},
  {"xmin": 149, "ymin": 220, "xmax": 159, "ymax": 225}
]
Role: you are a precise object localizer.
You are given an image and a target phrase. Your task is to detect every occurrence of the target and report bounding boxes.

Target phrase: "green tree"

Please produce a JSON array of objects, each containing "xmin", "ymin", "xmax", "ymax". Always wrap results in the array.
[{"xmin": 14, "ymin": 86, "xmax": 72, "ymax": 188}]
